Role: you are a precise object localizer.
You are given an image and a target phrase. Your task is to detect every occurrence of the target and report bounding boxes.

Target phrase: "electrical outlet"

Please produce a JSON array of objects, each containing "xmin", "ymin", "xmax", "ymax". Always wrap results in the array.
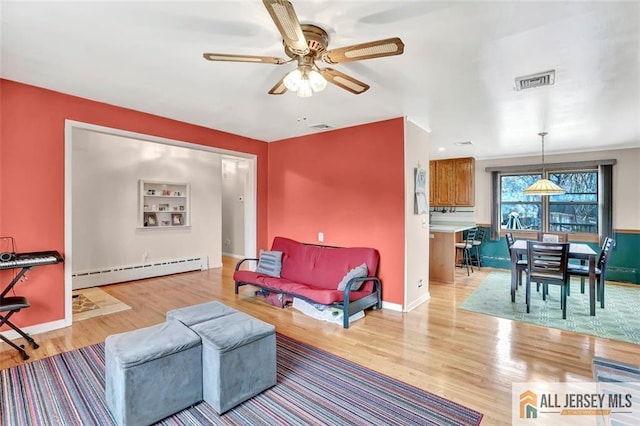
[
  {"xmin": 417, "ymin": 278, "xmax": 423, "ymax": 288},
  {"xmin": 225, "ymin": 238, "xmax": 231, "ymax": 246},
  {"xmin": 318, "ymin": 232, "xmax": 324, "ymax": 242}
]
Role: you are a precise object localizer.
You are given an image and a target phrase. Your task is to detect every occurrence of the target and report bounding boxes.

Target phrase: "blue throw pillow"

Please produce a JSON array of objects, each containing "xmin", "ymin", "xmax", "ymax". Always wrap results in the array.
[
  {"xmin": 337, "ymin": 263, "xmax": 368, "ymax": 291},
  {"xmin": 255, "ymin": 250, "xmax": 283, "ymax": 277}
]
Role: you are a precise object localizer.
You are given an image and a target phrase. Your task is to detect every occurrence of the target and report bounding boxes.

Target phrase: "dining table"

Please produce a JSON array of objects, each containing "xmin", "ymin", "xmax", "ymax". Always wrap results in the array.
[{"xmin": 509, "ymin": 239, "xmax": 598, "ymax": 316}]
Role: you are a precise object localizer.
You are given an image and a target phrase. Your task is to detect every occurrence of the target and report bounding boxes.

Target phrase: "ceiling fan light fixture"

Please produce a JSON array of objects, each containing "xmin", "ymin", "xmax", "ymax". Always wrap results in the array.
[
  {"xmin": 283, "ymin": 69, "xmax": 302, "ymax": 91},
  {"xmin": 297, "ymin": 80, "xmax": 313, "ymax": 97},
  {"xmin": 308, "ymin": 69, "xmax": 327, "ymax": 92},
  {"xmin": 284, "ymin": 66, "xmax": 327, "ymax": 97}
]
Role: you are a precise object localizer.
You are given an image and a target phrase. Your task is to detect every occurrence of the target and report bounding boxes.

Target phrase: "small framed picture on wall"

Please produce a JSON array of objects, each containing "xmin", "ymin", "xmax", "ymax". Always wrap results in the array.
[
  {"xmin": 144, "ymin": 212, "xmax": 158, "ymax": 227},
  {"xmin": 172, "ymin": 213, "xmax": 184, "ymax": 226}
]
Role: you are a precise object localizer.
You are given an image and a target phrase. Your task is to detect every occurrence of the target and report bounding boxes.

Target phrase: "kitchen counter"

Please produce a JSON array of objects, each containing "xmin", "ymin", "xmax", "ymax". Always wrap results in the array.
[
  {"xmin": 429, "ymin": 223, "xmax": 476, "ymax": 233},
  {"xmin": 429, "ymin": 223, "xmax": 477, "ymax": 284}
]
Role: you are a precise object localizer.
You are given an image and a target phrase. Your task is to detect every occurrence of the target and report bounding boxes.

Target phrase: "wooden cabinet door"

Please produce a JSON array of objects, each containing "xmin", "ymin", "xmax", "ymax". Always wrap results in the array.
[
  {"xmin": 436, "ymin": 159, "xmax": 454, "ymax": 206},
  {"xmin": 453, "ymin": 157, "xmax": 475, "ymax": 206},
  {"xmin": 429, "ymin": 161, "xmax": 437, "ymax": 205}
]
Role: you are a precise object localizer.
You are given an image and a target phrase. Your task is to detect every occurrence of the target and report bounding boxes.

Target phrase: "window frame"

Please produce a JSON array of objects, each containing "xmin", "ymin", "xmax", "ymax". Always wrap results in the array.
[
  {"xmin": 488, "ymin": 159, "xmax": 614, "ymax": 243},
  {"xmin": 498, "ymin": 168, "xmax": 600, "ymax": 242},
  {"xmin": 547, "ymin": 170, "xmax": 598, "ymax": 234}
]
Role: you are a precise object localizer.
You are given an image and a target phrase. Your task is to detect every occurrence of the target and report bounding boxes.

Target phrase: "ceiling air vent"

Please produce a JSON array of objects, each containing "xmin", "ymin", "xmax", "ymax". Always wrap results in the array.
[
  {"xmin": 454, "ymin": 141, "xmax": 473, "ymax": 146},
  {"xmin": 308, "ymin": 123, "xmax": 333, "ymax": 130},
  {"xmin": 515, "ymin": 70, "xmax": 555, "ymax": 91}
]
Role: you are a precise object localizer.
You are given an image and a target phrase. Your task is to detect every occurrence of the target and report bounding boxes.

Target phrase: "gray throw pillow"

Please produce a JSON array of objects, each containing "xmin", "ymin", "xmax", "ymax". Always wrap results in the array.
[
  {"xmin": 337, "ymin": 263, "xmax": 368, "ymax": 291},
  {"xmin": 255, "ymin": 250, "xmax": 283, "ymax": 277}
]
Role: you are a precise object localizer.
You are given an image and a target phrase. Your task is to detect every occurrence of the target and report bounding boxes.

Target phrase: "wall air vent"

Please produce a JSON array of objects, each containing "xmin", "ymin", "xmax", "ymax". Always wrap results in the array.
[
  {"xmin": 308, "ymin": 123, "xmax": 333, "ymax": 130},
  {"xmin": 515, "ymin": 70, "xmax": 555, "ymax": 91},
  {"xmin": 454, "ymin": 141, "xmax": 473, "ymax": 146}
]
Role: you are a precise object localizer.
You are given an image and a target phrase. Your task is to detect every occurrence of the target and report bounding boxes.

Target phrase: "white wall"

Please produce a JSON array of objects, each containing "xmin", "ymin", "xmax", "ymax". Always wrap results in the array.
[
  {"xmin": 474, "ymin": 148, "xmax": 640, "ymax": 230},
  {"xmin": 404, "ymin": 118, "xmax": 431, "ymax": 311},
  {"xmin": 221, "ymin": 157, "xmax": 247, "ymax": 257},
  {"xmin": 72, "ymin": 128, "xmax": 223, "ymax": 272}
]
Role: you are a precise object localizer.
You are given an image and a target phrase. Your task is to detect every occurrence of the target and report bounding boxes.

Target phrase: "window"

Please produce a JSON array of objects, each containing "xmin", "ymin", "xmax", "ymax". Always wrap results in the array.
[
  {"xmin": 548, "ymin": 171, "xmax": 598, "ymax": 233},
  {"xmin": 500, "ymin": 174, "xmax": 542, "ymax": 230},
  {"xmin": 500, "ymin": 170, "xmax": 598, "ymax": 234}
]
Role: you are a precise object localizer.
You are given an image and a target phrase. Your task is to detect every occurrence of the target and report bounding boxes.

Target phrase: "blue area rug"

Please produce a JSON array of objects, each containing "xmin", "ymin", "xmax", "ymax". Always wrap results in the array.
[
  {"xmin": 460, "ymin": 272, "xmax": 640, "ymax": 345},
  {"xmin": 0, "ymin": 334, "xmax": 482, "ymax": 425}
]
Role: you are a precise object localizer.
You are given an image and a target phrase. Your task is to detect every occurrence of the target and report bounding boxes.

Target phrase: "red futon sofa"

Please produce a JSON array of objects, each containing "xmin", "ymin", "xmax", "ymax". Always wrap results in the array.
[{"xmin": 233, "ymin": 236, "xmax": 382, "ymax": 328}]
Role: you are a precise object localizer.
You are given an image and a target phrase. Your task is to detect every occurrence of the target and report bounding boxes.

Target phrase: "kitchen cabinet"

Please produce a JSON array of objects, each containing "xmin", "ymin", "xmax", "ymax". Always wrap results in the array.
[{"xmin": 429, "ymin": 157, "xmax": 475, "ymax": 207}]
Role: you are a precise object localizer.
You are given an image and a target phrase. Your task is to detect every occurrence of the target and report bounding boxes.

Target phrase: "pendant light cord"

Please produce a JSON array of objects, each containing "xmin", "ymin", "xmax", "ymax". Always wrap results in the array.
[{"xmin": 538, "ymin": 131, "xmax": 548, "ymax": 174}]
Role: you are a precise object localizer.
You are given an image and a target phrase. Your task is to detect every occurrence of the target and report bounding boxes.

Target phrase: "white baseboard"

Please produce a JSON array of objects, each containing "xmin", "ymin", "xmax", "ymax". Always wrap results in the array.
[
  {"xmin": 405, "ymin": 292, "xmax": 431, "ymax": 312},
  {"xmin": 0, "ymin": 318, "xmax": 69, "ymax": 344},
  {"xmin": 381, "ymin": 300, "xmax": 404, "ymax": 312},
  {"xmin": 72, "ymin": 256, "xmax": 208, "ymax": 289},
  {"xmin": 222, "ymin": 252, "xmax": 244, "ymax": 259}
]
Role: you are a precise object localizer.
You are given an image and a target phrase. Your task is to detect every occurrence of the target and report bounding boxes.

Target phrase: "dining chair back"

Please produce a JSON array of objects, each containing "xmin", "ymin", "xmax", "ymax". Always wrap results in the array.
[
  {"xmin": 568, "ymin": 237, "xmax": 615, "ymax": 309},
  {"xmin": 505, "ymin": 232, "xmax": 527, "ymax": 299},
  {"xmin": 537, "ymin": 231, "xmax": 569, "ymax": 243},
  {"xmin": 526, "ymin": 241, "xmax": 570, "ymax": 319},
  {"xmin": 505, "ymin": 232, "xmax": 515, "ymax": 249}
]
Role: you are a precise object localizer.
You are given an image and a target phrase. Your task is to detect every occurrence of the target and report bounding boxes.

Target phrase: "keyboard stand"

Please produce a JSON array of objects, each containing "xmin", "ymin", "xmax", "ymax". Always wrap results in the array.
[{"xmin": 0, "ymin": 250, "xmax": 63, "ymax": 360}]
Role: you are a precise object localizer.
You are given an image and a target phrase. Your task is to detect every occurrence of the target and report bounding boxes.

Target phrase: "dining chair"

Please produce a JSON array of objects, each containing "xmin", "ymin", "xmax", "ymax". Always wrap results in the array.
[
  {"xmin": 471, "ymin": 227, "xmax": 485, "ymax": 268},
  {"xmin": 526, "ymin": 241, "xmax": 570, "ymax": 319},
  {"xmin": 536, "ymin": 231, "xmax": 569, "ymax": 243},
  {"xmin": 455, "ymin": 227, "xmax": 477, "ymax": 276},
  {"xmin": 569, "ymin": 237, "xmax": 615, "ymax": 309},
  {"xmin": 536, "ymin": 229, "xmax": 570, "ymax": 294},
  {"xmin": 505, "ymin": 232, "xmax": 527, "ymax": 289}
]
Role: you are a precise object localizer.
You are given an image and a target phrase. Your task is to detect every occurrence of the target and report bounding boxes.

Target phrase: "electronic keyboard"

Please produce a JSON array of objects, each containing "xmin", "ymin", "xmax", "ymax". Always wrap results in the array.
[{"xmin": 0, "ymin": 251, "xmax": 64, "ymax": 270}]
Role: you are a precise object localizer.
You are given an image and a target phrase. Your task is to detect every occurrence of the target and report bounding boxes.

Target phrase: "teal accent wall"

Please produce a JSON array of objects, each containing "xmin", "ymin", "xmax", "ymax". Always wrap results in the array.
[{"xmin": 476, "ymin": 227, "xmax": 640, "ymax": 285}]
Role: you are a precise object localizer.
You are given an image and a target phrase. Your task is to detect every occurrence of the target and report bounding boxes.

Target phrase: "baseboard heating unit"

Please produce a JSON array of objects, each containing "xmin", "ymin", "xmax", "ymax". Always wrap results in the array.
[{"xmin": 72, "ymin": 256, "xmax": 208, "ymax": 289}]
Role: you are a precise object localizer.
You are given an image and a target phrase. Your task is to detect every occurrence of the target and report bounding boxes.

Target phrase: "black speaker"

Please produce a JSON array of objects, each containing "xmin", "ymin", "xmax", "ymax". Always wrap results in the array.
[{"xmin": 0, "ymin": 252, "xmax": 15, "ymax": 262}]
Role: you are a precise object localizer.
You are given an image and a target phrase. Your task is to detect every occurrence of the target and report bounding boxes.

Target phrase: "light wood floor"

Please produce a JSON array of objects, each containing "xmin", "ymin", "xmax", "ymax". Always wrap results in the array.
[{"xmin": 1, "ymin": 259, "xmax": 638, "ymax": 425}]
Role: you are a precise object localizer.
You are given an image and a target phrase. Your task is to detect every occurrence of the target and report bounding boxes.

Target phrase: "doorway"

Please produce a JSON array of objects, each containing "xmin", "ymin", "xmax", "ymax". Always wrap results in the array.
[
  {"xmin": 221, "ymin": 157, "xmax": 251, "ymax": 258},
  {"xmin": 64, "ymin": 120, "xmax": 257, "ymax": 325}
]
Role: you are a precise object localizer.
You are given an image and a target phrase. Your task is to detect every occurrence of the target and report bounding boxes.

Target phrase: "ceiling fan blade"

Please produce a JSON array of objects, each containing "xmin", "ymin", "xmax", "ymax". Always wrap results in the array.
[
  {"xmin": 203, "ymin": 53, "xmax": 287, "ymax": 64},
  {"xmin": 268, "ymin": 74, "xmax": 288, "ymax": 95},
  {"xmin": 262, "ymin": 0, "xmax": 309, "ymax": 56},
  {"xmin": 320, "ymin": 68, "xmax": 370, "ymax": 95},
  {"xmin": 322, "ymin": 37, "xmax": 405, "ymax": 64}
]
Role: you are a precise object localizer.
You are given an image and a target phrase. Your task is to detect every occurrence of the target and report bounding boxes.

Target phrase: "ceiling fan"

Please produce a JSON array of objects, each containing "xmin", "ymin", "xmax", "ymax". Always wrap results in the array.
[{"xmin": 203, "ymin": 0, "xmax": 405, "ymax": 97}]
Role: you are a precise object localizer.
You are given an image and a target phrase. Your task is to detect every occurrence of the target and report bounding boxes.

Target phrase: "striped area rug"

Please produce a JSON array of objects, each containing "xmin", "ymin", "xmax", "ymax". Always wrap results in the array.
[{"xmin": 0, "ymin": 334, "xmax": 482, "ymax": 425}]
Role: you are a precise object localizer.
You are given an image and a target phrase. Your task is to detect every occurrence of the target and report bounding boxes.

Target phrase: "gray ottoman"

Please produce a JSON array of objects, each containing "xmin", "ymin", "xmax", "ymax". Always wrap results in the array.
[
  {"xmin": 105, "ymin": 320, "xmax": 203, "ymax": 426},
  {"xmin": 166, "ymin": 300, "xmax": 238, "ymax": 327},
  {"xmin": 191, "ymin": 312, "xmax": 276, "ymax": 414}
]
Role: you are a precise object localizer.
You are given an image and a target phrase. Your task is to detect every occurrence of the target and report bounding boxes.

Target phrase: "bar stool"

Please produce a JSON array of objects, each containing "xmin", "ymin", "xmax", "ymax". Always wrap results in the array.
[
  {"xmin": 455, "ymin": 227, "xmax": 477, "ymax": 276},
  {"xmin": 471, "ymin": 227, "xmax": 485, "ymax": 268}
]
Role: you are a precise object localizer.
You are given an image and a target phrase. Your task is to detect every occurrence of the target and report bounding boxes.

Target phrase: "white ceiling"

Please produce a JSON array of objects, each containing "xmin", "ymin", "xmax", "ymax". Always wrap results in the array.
[{"xmin": 2, "ymin": 1, "xmax": 639, "ymax": 160}]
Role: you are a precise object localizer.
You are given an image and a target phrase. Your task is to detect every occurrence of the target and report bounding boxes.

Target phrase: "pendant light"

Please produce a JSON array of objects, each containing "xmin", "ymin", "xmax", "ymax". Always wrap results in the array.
[{"xmin": 523, "ymin": 132, "xmax": 565, "ymax": 195}]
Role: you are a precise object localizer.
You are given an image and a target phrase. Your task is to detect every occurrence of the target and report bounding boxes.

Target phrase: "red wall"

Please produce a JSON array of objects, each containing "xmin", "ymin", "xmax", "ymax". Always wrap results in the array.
[
  {"xmin": 0, "ymin": 79, "xmax": 269, "ymax": 328},
  {"xmin": 267, "ymin": 118, "xmax": 406, "ymax": 305}
]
